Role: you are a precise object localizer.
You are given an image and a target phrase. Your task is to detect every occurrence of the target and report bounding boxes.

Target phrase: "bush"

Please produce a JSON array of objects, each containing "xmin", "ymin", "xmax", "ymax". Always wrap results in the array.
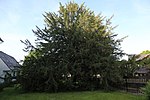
[
  {"xmin": 14, "ymin": 84, "xmax": 22, "ymax": 90},
  {"xmin": 142, "ymin": 81, "xmax": 150, "ymax": 100}
]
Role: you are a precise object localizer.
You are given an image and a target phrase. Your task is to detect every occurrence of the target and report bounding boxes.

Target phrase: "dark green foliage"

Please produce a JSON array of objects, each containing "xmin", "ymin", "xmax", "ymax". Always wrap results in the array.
[
  {"xmin": 142, "ymin": 81, "xmax": 150, "ymax": 100},
  {"xmin": 20, "ymin": 2, "xmax": 123, "ymax": 92},
  {"xmin": 137, "ymin": 57, "xmax": 150, "ymax": 67},
  {"xmin": 120, "ymin": 55, "xmax": 139, "ymax": 78}
]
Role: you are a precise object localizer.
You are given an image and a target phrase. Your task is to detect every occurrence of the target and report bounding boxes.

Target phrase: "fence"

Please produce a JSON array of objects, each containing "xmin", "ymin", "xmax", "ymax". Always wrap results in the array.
[{"xmin": 124, "ymin": 78, "xmax": 149, "ymax": 93}]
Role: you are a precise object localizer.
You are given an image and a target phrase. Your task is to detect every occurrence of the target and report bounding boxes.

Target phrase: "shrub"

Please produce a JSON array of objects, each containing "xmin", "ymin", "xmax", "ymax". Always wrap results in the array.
[
  {"xmin": 142, "ymin": 81, "xmax": 150, "ymax": 100},
  {"xmin": 14, "ymin": 84, "xmax": 22, "ymax": 90}
]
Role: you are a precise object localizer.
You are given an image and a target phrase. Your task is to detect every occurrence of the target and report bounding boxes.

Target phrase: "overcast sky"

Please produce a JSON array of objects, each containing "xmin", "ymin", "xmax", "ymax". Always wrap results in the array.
[{"xmin": 1, "ymin": 0, "xmax": 150, "ymax": 61}]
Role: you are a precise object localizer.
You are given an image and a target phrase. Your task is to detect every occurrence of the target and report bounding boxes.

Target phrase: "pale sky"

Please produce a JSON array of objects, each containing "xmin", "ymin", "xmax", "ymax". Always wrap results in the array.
[{"xmin": 0, "ymin": 0, "xmax": 150, "ymax": 61}]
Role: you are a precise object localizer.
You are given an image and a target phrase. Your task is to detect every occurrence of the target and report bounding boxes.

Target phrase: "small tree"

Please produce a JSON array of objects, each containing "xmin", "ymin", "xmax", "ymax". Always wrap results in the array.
[{"xmin": 21, "ymin": 2, "xmax": 124, "ymax": 92}]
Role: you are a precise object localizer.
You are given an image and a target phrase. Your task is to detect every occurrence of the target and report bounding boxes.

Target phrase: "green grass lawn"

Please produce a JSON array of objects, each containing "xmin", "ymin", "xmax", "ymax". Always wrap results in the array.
[{"xmin": 0, "ymin": 87, "xmax": 146, "ymax": 100}]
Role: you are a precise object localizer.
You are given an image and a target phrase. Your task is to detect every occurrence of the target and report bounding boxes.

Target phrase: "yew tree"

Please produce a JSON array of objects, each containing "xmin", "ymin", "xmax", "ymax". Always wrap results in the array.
[{"xmin": 21, "ymin": 2, "xmax": 123, "ymax": 92}]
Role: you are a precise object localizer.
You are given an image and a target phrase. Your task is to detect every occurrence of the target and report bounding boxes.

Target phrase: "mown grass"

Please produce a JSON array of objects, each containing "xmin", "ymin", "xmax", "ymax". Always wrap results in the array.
[{"xmin": 0, "ymin": 87, "xmax": 146, "ymax": 100}]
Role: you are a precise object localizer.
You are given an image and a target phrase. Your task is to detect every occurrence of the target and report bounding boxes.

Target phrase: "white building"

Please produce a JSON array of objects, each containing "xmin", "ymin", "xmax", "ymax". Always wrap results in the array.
[{"xmin": 0, "ymin": 51, "xmax": 20, "ymax": 83}]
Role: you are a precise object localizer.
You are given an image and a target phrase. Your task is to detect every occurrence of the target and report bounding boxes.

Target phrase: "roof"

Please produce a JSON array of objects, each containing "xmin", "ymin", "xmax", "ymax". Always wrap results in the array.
[
  {"xmin": 136, "ymin": 54, "xmax": 150, "ymax": 61},
  {"xmin": 134, "ymin": 67, "xmax": 150, "ymax": 74},
  {"xmin": 0, "ymin": 51, "xmax": 20, "ymax": 70}
]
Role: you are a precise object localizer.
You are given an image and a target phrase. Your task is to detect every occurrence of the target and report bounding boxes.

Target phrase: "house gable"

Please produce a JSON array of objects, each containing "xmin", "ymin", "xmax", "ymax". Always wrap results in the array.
[
  {"xmin": 0, "ymin": 58, "xmax": 9, "ymax": 75},
  {"xmin": 0, "ymin": 51, "xmax": 20, "ymax": 83},
  {"xmin": 0, "ymin": 51, "xmax": 20, "ymax": 69},
  {"xmin": 0, "ymin": 58, "xmax": 10, "ymax": 83}
]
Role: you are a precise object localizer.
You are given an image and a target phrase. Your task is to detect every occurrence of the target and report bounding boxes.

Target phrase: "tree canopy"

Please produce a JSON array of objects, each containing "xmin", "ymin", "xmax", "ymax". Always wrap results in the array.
[
  {"xmin": 141, "ymin": 50, "xmax": 150, "ymax": 54},
  {"xmin": 20, "ymin": 2, "xmax": 124, "ymax": 92}
]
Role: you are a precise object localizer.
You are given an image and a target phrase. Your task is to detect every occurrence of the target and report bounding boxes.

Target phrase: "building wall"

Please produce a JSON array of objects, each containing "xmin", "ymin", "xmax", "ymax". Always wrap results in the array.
[{"xmin": 0, "ymin": 58, "xmax": 9, "ymax": 83}]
